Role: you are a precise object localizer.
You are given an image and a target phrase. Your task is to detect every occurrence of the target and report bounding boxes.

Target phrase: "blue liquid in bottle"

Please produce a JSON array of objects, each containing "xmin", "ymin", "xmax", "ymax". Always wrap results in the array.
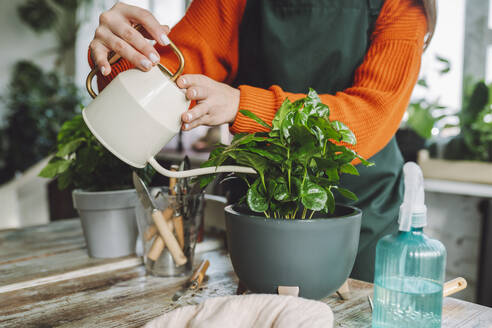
[
  {"xmin": 372, "ymin": 163, "xmax": 446, "ymax": 328},
  {"xmin": 372, "ymin": 228, "xmax": 446, "ymax": 328}
]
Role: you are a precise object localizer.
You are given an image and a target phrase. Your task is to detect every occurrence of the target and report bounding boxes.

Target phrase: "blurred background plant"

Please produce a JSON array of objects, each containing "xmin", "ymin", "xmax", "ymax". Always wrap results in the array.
[
  {"xmin": 396, "ymin": 55, "xmax": 455, "ymax": 162},
  {"xmin": 0, "ymin": 61, "xmax": 80, "ymax": 184},
  {"xmin": 0, "ymin": 0, "xmax": 94, "ymax": 185},
  {"xmin": 405, "ymin": 55, "xmax": 453, "ymax": 139},
  {"xmin": 17, "ymin": 0, "xmax": 93, "ymax": 76},
  {"xmin": 39, "ymin": 114, "xmax": 154, "ymax": 191},
  {"xmin": 443, "ymin": 80, "xmax": 492, "ymax": 162}
]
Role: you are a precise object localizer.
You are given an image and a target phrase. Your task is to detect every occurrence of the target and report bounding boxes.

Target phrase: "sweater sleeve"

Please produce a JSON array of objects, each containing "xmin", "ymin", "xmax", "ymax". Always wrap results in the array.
[
  {"xmin": 230, "ymin": 0, "xmax": 427, "ymax": 160},
  {"xmin": 90, "ymin": 0, "xmax": 246, "ymax": 91}
]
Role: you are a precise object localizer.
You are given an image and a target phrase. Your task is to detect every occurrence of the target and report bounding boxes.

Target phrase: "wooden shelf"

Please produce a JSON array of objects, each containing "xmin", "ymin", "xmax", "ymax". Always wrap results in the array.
[{"xmin": 425, "ymin": 178, "xmax": 492, "ymax": 198}]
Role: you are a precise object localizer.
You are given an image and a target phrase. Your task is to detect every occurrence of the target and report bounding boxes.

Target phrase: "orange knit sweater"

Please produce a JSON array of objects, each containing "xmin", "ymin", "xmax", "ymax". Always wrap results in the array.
[{"xmin": 91, "ymin": 0, "xmax": 427, "ymax": 160}]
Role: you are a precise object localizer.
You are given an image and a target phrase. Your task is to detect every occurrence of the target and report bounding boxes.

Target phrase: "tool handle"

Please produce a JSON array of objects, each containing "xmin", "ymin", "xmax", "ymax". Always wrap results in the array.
[
  {"xmin": 144, "ymin": 225, "xmax": 158, "ymax": 241},
  {"xmin": 151, "ymin": 209, "xmax": 187, "ymax": 266},
  {"xmin": 173, "ymin": 216, "xmax": 185, "ymax": 249},
  {"xmin": 190, "ymin": 260, "xmax": 210, "ymax": 290},
  {"xmin": 146, "ymin": 219, "xmax": 174, "ymax": 261},
  {"xmin": 147, "ymin": 236, "xmax": 165, "ymax": 261},
  {"xmin": 443, "ymin": 277, "xmax": 467, "ymax": 297},
  {"xmin": 144, "ymin": 207, "xmax": 174, "ymax": 241}
]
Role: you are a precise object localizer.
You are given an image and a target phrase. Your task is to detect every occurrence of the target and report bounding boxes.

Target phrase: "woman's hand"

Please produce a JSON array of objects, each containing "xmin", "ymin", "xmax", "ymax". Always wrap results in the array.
[
  {"xmin": 178, "ymin": 75, "xmax": 240, "ymax": 131},
  {"xmin": 90, "ymin": 2, "xmax": 170, "ymax": 76}
]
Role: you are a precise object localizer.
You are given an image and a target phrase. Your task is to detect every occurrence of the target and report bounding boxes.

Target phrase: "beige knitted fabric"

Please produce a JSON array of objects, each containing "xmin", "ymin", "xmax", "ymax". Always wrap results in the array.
[{"xmin": 144, "ymin": 294, "xmax": 333, "ymax": 328}]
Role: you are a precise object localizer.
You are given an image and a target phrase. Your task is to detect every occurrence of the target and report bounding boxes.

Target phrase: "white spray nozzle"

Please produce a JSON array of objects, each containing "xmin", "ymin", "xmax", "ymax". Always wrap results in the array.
[{"xmin": 398, "ymin": 162, "xmax": 426, "ymax": 232}]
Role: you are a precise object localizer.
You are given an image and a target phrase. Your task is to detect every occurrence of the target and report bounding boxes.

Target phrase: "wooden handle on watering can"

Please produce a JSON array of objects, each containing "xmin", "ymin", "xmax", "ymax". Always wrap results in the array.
[
  {"xmin": 151, "ymin": 209, "xmax": 187, "ymax": 266},
  {"xmin": 443, "ymin": 277, "xmax": 467, "ymax": 297},
  {"xmin": 86, "ymin": 24, "xmax": 185, "ymax": 99}
]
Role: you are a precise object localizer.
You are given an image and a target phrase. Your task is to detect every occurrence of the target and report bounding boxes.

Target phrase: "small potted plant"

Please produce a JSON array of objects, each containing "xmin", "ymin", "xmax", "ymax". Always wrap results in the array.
[
  {"xmin": 40, "ymin": 113, "xmax": 153, "ymax": 258},
  {"xmin": 200, "ymin": 89, "xmax": 372, "ymax": 299},
  {"xmin": 419, "ymin": 80, "xmax": 492, "ymax": 184}
]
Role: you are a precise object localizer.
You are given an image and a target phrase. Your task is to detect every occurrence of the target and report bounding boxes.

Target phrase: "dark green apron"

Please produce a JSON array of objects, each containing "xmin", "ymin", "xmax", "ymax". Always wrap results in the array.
[{"xmin": 234, "ymin": 0, "xmax": 404, "ymax": 282}]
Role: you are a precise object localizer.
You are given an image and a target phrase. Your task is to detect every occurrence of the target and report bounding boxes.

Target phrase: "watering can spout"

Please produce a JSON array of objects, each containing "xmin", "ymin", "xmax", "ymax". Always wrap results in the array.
[{"xmin": 148, "ymin": 158, "xmax": 256, "ymax": 178}]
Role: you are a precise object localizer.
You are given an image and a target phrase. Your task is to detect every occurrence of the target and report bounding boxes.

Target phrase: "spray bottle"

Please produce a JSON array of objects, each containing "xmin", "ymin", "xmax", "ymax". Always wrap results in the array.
[{"xmin": 372, "ymin": 162, "xmax": 446, "ymax": 328}]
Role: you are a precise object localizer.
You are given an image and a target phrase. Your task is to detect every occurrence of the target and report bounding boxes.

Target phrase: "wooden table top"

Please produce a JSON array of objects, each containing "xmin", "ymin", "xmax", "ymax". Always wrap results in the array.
[{"xmin": 1, "ymin": 220, "xmax": 491, "ymax": 328}]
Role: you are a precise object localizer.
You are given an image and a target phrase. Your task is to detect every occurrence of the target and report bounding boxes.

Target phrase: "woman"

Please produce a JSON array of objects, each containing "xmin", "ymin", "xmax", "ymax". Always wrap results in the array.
[{"xmin": 89, "ymin": 0, "xmax": 436, "ymax": 282}]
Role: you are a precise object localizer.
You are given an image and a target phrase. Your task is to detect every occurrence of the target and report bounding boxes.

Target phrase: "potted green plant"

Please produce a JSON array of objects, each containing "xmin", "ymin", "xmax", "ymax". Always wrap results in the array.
[
  {"xmin": 40, "ymin": 113, "xmax": 154, "ymax": 258},
  {"xmin": 200, "ymin": 89, "xmax": 372, "ymax": 299},
  {"xmin": 419, "ymin": 80, "xmax": 492, "ymax": 184}
]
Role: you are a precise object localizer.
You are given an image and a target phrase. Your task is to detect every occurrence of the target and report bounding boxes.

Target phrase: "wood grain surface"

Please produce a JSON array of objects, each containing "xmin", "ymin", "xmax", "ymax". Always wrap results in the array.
[
  {"xmin": 0, "ymin": 220, "xmax": 138, "ymax": 288},
  {"xmin": 1, "ymin": 220, "xmax": 491, "ymax": 328}
]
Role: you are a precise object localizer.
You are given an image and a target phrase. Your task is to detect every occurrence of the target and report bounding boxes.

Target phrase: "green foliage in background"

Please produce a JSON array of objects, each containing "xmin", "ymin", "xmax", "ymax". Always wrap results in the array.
[
  {"xmin": 18, "ymin": 0, "xmax": 57, "ymax": 31},
  {"xmin": 404, "ymin": 55, "xmax": 451, "ymax": 139},
  {"xmin": 199, "ymin": 89, "xmax": 372, "ymax": 219},
  {"xmin": 444, "ymin": 80, "xmax": 492, "ymax": 162},
  {"xmin": 0, "ymin": 61, "xmax": 80, "ymax": 184},
  {"xmin": 18, "ymin": 0, "xmax": 91, "ymax": 31},
  {"xmin": 17, "ymin": 0, "xmax": 93, "ymax": 75},
  {"xmin": 39, "ymin": 114, "xmax": 154, "ymax": 191}
]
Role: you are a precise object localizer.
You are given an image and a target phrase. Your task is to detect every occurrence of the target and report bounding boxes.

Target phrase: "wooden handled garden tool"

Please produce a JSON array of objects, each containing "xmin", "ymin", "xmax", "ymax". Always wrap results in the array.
[
  {"xmin": 172, "ymin": 260, "xmax": 210, "ymax": 301},
  {"xmin": 147, "ymin": 217, "xmax": 174, "ymax": 262}
]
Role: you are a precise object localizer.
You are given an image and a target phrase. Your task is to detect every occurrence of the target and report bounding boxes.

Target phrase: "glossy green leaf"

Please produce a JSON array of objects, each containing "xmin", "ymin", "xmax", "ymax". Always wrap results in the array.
[
  {"xmin": 336, "ymin": 187, "xmax": 358, "ymax": 201},
  {"xmin": 340, "ymin": 163, "xmax": 359, "ymax": 176},
  {"xmin": 325, "ymin": 188, "xmax": 335, "ymax": 213},
  {"xmin": 272, "ymin": 99, "xmax": 292, "ymax": 131},
  {"xmin": 56, "ymin": 138, "xmax": 84, "ymax": 157},
  {"xmin": 246, "ymin": 146, "xmax": 284, "ymax": 163},
  {"xmin": 301, "ymin": 180, "xmax": 327, "ymax": 211},
  {"xmin": 356, "ymin": 154, "xmax": 374, "ymax": 167},
  {"xmin": 39, "ymin": 158, "xmax": 71, "ymax": 178},
  {"xmin": 273, "ymin": 178, "xmax": 289, "ymax": 201},
  {"xmin": 199, "ymin": 173, "xmax": 216, "ymax": 189},
  {"xmin": 332, "ymin": 121, "xmax": 356, "ymax": 145},
  {"xmin": 325, "ymin": 167, "xmax": 339, "ymax": 181},
  {"xmin": 239, "ymin": 110, "xmax": 272, "ymax": 130},
  {"xmin": 247, "ymin": 179, "xmax": 268, "ymax": 212},
  {"xmin": 281, "ymin": 111, "xmax": 296, "ymax": 142}
]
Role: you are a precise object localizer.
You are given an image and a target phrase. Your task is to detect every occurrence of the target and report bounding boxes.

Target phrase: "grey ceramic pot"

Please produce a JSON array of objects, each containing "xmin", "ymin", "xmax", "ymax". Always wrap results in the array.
[
  {"xmin": 72, "ymin": 189, "xmax": 138, "ymax": 258},
  {"xmin": 225, "ymin": 204, "xmax": 362, "ymax": 299}
]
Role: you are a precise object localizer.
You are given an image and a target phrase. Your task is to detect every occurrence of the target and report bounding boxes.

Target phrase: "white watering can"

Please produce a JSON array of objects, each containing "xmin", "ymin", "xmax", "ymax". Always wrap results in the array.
[{"xmin": 84, "ymin": 29, "xmax": 255, "ymax": 179}]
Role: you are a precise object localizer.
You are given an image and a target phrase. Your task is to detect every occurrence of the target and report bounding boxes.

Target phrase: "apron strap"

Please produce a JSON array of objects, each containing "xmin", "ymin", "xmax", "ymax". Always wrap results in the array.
[
  {"xmin": 368, "ymin": 0, "xmax": 384, "ymax": 19},
  {"xmin": 367, "ymin": 0, "xmax": 385, "ymax": 42}
]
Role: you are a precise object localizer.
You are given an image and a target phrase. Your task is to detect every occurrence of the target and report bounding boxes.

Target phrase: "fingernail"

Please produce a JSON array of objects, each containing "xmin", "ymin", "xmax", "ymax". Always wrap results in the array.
[
  {"xmin": 100, "ymin": 66, "xmax": 106, "ymax": 75},
  {"xmin": 181, "ymin": 78, "xmax": 187, "ymax": 86},
  {"xmin": 184, "ymin": 123, "xmax": 189, "ymax": 130},
  {"xmin": 141, "ymin": 59, "xmax": 152, "ymax": 69},
  {"xmin": 149, "ymin": 53, "xmax": 159, "ymax": 64},
  {"xmin": 191, "ymin": 89, "xmax": 197, "ymax": 98},
  {"xmin": 186, "ymin": 113, "xmax": 192, "ymax": 121},
  {"xmin": 161, "ymin": 34, "xmax": 170, "ymax": 46}
]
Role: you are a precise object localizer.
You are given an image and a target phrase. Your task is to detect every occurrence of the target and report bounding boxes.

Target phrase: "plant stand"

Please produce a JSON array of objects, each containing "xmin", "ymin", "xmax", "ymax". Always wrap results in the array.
[{"xmin": 236, "ymin": 280, "xmax": 351, "ymax": 299}]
